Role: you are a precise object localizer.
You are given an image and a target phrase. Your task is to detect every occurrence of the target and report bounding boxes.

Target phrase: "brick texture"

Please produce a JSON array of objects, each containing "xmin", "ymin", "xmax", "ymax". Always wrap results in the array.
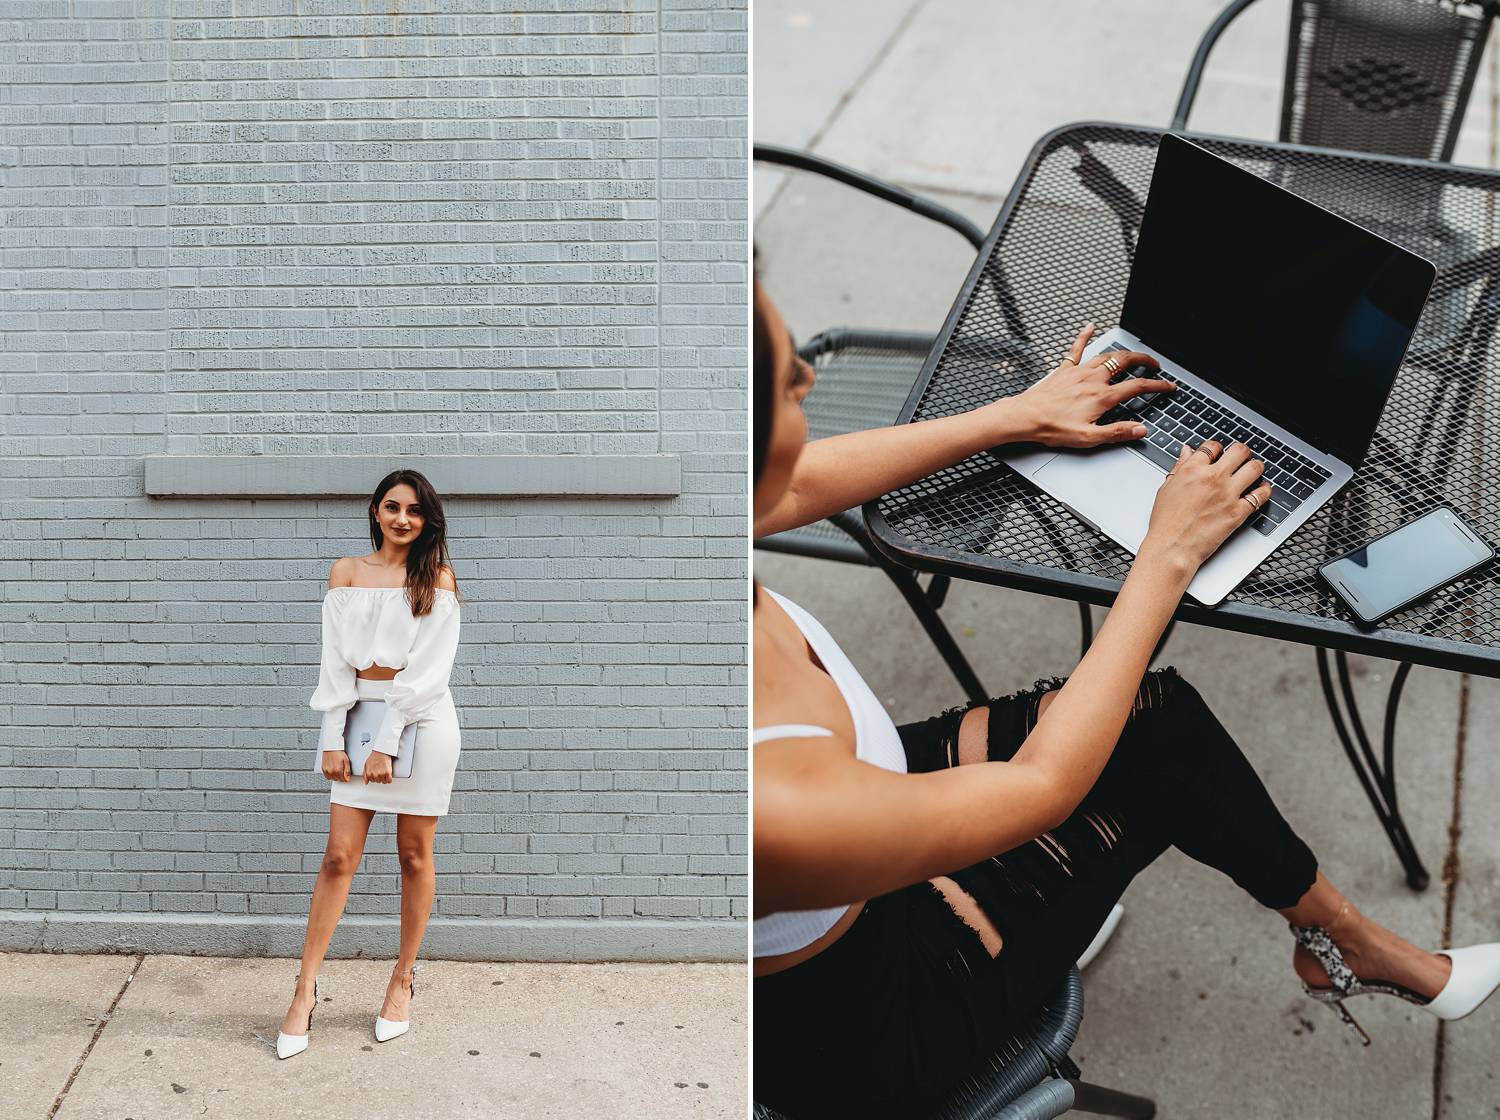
[{"xmin": 0, "ymin": 0, "xmax": 747, "ymax": 958}]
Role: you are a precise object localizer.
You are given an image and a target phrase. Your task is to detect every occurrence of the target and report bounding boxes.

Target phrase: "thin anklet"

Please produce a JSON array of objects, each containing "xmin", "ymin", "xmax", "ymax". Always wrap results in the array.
[{"xmin": 1324, "ymin": 900, "xmax": 1354, "ymax": 940}]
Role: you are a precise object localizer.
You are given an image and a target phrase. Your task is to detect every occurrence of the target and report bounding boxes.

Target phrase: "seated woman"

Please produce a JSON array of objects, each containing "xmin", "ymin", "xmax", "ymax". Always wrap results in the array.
[{"xmin": 751, "ymin": 280, "xmax": 1500, "ymax": 1117}]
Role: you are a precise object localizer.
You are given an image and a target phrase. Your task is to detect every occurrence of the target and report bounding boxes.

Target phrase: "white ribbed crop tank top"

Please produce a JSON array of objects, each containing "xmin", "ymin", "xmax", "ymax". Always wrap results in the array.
[{"xmin": 753, "ymin": 589, "xmax": 907, "ymax": 958}]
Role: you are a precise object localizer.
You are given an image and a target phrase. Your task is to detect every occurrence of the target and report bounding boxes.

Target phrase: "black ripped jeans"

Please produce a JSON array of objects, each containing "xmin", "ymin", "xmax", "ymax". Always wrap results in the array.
[{"xmin": 754, "ymin": 668, "xmax": 1319, "ymax": 1119}]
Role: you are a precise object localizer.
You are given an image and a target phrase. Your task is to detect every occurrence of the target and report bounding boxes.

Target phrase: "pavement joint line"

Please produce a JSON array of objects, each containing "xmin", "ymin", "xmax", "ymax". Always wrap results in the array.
[
  {"xmin": 758, "ymin": 0, "xmax": 936, "ymax": 220},
  {"xmin": 45, "ymin": 952, "xmax": 146, "ymax": 1120},
  {"xmin": 1437, "ymin": 31, "xmax": 1500, "ymax": 1117},
  {"xmin": 1431, "ymin": 672, "xmax": 1472, "ymax": 1120}
]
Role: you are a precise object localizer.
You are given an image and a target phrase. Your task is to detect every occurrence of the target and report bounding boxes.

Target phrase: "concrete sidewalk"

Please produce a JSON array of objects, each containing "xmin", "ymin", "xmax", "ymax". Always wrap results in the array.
[
  {"xmin": 14, "ymin": 953, "xmax": 744, "ymax": 1119},
  {"xmin": 754, "ymin": 1, "xmax": 1500, "ymax": 1116}
]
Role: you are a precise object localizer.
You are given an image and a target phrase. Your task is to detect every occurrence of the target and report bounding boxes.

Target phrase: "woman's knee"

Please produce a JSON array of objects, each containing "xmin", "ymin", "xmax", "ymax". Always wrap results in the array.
[
  {"xmin": 1131, "ymin": 667, "xmax": 1221, "ymax": 727},
  {"xmin": 321, "ymin": 846, "xmax": 362, "ymax": 877},
  {"xmin": 398, "ymin": 845, "xmax": 430, "ymax": 877}
]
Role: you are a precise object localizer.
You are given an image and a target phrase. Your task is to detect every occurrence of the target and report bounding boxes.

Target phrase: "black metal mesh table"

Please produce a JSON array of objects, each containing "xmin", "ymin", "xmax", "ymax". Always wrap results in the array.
[{"xmin": 866, "ymin": 122, "xmax": 1500, "ymax": 888}]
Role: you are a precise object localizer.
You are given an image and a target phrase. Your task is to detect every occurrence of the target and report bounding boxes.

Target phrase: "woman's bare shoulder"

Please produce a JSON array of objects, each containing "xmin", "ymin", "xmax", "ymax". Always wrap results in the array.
[
  {"xmin": 753, "ymin": 595, "xmax": 855, "ymax": 748},
  {"xmin": 436, "ymin": 565, "xmax": 457, "ymax": 592},
  {"xmin": 327, "ymin": 556, "xmax": 358, "ymax": 589}
]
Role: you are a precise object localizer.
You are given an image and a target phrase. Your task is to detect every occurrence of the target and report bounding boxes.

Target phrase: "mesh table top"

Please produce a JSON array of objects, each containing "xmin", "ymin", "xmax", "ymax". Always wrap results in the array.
[{"xmin": 866, "ymin": 122, "xmax": 1500, "ymax": 676}]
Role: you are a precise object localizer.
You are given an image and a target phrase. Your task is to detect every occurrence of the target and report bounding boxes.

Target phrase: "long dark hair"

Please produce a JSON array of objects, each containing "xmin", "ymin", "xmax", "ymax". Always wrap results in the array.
[
  {"xmin": 753, "ymin": 278, "xmax": 775, "ymax": 488},
  {"xmin": 367, "ymin": 469, "xmax": 457, "ymax": 617}
]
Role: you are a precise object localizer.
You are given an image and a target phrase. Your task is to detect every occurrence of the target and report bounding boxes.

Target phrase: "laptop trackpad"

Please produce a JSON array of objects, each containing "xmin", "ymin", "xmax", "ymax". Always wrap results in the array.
[{"xmin": 1032, "ymin": 448, "xmax": 1162, "ymax": 553}]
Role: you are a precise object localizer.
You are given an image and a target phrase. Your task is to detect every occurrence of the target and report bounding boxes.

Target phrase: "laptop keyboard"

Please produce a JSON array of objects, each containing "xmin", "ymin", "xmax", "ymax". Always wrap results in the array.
[{"xmin": 1094, "ymin": 343, "xmax": 1332, "ymax": 536}]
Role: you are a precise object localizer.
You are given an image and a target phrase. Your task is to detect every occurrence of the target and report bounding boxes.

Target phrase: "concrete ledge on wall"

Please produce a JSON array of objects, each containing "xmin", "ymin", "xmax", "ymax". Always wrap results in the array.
[
  {"xmin": 0, "ymin": 912, "xmax": 743, "ymax": 963},
  {"xmin": 142, "ymin": 454, "xmax": 681, "ymax": 499}
]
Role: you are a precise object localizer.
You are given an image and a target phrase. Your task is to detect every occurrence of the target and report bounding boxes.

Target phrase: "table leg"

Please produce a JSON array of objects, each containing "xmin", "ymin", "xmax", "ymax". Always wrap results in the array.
[
  {"xmin": 1078, "ymin": 602, "xmax": 1094, "ymax": 656},
  {"xmin": 1314, "ymin": 649, "xmax": 1429, "ymax": 891},
  {"xmin": 828, "ymin": 511, "xmax": 990, "ymax": 704}
]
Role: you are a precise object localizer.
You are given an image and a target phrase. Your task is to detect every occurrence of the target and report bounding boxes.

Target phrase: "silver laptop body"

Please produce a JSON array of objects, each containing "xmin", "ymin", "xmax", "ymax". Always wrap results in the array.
[
  {"xmin": 1000, "ymin": 327, "xmax": 1352, "ymax": 606},
  {"xmin": 998, "ymin": 136, "xmax": 1432, "ymax": 607}
]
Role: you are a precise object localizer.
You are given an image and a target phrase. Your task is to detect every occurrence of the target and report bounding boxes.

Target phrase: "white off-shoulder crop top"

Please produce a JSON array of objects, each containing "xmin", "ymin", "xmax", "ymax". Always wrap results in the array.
[{"xmin": 309, "ymin": 586, "xmax": 461, "ymax": 765}]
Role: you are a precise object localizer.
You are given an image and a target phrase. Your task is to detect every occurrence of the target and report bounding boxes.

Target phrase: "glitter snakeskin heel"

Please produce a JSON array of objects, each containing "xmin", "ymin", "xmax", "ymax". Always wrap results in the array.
[{"xmin": 1291, "ymin": 917, "xmax": 1500, "ymax": 1046}]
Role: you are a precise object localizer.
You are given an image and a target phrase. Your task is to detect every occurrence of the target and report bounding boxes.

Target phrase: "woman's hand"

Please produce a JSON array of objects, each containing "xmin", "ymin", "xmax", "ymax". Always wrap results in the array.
[
  {"xmin": 363, "ymin": 752, "xmax": 394, "ymax": 785},
  {"xmin": 322, "ymin": 750, "xmax": 351, "ymax": 782},
  {"xmin": 1008, "ymin": 323, "xmax": 1176, "ymax": 448},
  {"xmin": 1141, "ymin": 438, "xmax": 1273, "ymax": 574}
]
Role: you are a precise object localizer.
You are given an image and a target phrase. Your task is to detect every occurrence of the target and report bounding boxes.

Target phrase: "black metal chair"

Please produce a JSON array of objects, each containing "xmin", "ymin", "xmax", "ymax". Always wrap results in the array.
[
  {"xmin": 754, "ymin": 145, "xmax": 1105, "ymax": 701},
  {"xmin": 1173, "ymin": 0, "xmax": 1498, "ymax": 161},
  {"xmin": 752, "ymin": 967, "xmax": 1155, "ymax": 1120},
  {"xmin": 1174, "ymin": 0, "xmax": 1498, "ymax": 351}
]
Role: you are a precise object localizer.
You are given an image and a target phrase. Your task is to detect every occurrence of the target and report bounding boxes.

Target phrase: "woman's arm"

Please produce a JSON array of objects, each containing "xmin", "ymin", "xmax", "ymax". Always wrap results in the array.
[
  {"xmin": 310, "ymin": 560, "xmax": 358, "ymax": 778},
  {"xmin": 753, "ymin": 402, "xmax": 1033, "ymax": 539},
  {"xmin": 369, "ymin": 567, "xmax": 460, "ymax": 757},
  {"xmin": 755, "ymin": 439, "xmax": 1270, "ymax": 915},
  {"xmin": 755, "ymin": 546, "xmax": 1186, "ymax": 915},
  {"xmin": 753, "ymin": 326, "xmax": 1171, "ymax": 538}
]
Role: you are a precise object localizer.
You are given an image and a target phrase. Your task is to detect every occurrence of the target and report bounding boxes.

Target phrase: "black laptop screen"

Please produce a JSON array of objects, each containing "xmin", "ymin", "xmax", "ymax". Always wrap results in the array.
[{"xmin": 1120, "ymin": 136, "xmax": 1434, "ymax": 466}]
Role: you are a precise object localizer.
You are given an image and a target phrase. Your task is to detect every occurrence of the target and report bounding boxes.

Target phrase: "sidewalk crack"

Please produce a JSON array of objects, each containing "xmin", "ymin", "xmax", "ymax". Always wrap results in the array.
[
  {"xmin": 45, "ymin": 953, "xmax": 145, "ymax": 1120},
  {"xmin": 759, "ymin": 0, "xmax": 936, "ymax": 219},
  {"xmin": 1431, "ymin": 673, "xmax": 1471, "ymax": 1120}
]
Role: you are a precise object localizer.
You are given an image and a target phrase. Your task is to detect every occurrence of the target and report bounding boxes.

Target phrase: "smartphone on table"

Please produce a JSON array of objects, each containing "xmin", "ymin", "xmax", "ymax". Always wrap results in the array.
[{"xmin": 1318, "ymin": 507, "xmax": 1494, "ymax": 625}]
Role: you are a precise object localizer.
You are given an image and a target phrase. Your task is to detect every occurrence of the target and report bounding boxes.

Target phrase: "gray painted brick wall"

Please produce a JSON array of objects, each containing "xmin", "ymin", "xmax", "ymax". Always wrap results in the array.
[{"xmin": 0, "ymin": 0, "xmax": 747, "ymax": 961}]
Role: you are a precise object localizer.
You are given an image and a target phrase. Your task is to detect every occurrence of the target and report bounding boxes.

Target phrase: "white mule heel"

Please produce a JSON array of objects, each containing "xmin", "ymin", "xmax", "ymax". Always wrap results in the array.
[
  {"xmin": 374, "ymin": 963, "xmax": 418, "ymax": 1043},
  {"xmin": 276, "ymin": 973, "xmax": 317, "ymax": 1060}
]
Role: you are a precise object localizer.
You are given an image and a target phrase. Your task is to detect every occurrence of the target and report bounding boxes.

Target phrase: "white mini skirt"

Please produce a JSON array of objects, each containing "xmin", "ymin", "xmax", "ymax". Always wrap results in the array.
[{"xmin": 329, "ymin": 677, "xmax": 461, "ymax": 817}]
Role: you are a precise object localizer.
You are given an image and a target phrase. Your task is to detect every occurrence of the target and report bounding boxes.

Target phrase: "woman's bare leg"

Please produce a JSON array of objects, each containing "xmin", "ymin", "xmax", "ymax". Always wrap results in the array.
[
  {"xmin": 382, "ymin": 812, "xmax": 439, "ymax": 1021},
  {"xmin": 280, "ymin": 803, "xmax": 376, "ymax": 1035},
  {"xmin": 1280, "ymin": 871, "xmax": 1452, "ymax": 999}
]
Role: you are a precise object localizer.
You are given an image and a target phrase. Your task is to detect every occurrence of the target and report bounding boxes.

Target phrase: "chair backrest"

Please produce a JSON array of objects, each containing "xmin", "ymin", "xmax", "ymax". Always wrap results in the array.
[{"xmin": 1280, "ymin": 0, "xmax": 1494, "ymax": 161}]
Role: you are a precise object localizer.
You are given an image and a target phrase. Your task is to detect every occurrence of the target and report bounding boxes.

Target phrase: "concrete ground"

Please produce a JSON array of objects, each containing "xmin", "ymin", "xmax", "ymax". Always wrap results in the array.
[
  {"xmin": 13, "ymin": 953, "xmax": 744, "ymax": 1119},
  {"xmin": 754, "ymin": 2, "xmax": 1500, "ymax": 1117}
]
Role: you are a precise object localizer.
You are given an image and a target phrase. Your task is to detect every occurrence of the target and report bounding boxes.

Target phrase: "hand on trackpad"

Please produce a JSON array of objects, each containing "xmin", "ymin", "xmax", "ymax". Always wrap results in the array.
[{"xmin": 1033, "ymin": 449, "xmax": 1163, "ymax": 553}]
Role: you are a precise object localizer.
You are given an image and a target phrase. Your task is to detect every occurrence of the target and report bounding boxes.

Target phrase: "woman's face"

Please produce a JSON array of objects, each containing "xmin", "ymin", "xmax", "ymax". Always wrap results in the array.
[
  {"xmin": 753, "ymin": 288, "xmax": 815, "ymax": 523},
  {"xmin": 374, "ymin": 483, "xmax": 424, "ymax": 548}
]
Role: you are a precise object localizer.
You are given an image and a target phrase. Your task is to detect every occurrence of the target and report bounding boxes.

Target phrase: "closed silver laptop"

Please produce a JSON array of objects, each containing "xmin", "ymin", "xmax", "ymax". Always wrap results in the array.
[{"xmin": 344, "ymin": 700, "xmax": 416, "ymax": 779}]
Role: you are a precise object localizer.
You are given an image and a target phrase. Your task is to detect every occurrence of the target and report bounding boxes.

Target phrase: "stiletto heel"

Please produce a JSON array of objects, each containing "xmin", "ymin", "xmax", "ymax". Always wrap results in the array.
[
  {"xmin": 1291, "ymin": 919, "xmax": 1500, "ymax": 1043},
  {"xmin": 276, "ymin": 973, "xmax": 317, "ymax": 1060},
  {"xmin": 374, "ymin": 962, "xmax": 418, "ymax": 1043},
  {"xmin": 1329, "ymin": 999, "xmax": 1371, "ymax": 1047}
]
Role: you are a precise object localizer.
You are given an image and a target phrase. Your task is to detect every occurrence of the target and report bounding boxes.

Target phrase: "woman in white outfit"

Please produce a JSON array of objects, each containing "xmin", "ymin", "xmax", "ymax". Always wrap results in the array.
[{"xmin": 276, "ymin": 469, "xmax": 463, "ymax": 1059}]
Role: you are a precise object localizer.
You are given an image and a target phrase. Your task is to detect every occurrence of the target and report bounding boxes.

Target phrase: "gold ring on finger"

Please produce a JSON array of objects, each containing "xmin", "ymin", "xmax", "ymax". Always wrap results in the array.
[
  {"xmin": 1102, "ymin": 357, "xmax": 1121, "ymax": 374},
  {"xmin": 1242, "ymin": 492, "xmax": 1262, "ymax": 511},
  {"xmin": 1193, "ymin": 442, "xmax": 1220, "ymax": 461}
]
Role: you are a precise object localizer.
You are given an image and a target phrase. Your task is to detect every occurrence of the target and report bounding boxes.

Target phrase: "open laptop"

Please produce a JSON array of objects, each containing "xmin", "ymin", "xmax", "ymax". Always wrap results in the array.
[{"xmin": 1000, "ymin": 134, "xmax": 1436, "ymax": 606}]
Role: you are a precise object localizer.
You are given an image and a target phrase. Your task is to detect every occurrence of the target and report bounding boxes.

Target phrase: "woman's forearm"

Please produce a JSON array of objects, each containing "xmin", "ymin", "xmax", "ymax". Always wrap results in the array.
[
  {"xmin": 1008, "ymin": 544, "xmax": 1192, "ymax": 811},
  {"xmin": 753, "ymin": 400, "xmax": 1031, "ymax": 537}
]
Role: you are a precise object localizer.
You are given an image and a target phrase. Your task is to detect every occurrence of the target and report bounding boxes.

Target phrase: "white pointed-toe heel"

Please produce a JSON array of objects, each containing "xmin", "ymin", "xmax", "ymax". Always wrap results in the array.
[
  {"xmin": 374, "ymin": 964, "xmax": 418, "ymax": 1043},
  {"xmin": 1425, "ymin": 943, "xmax": 1500, "ymax": 1021},
  {"xmin": 1291, "ymin": 923, "xmax": 1500, "ymax": 1044},
  {"xmin": 276, "ymin": 973, "xmax": 317, "ymax": 1060},
  {"xmin": 1077, "ymin": 903, "xmax": 1124, "ymax": 971}
]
